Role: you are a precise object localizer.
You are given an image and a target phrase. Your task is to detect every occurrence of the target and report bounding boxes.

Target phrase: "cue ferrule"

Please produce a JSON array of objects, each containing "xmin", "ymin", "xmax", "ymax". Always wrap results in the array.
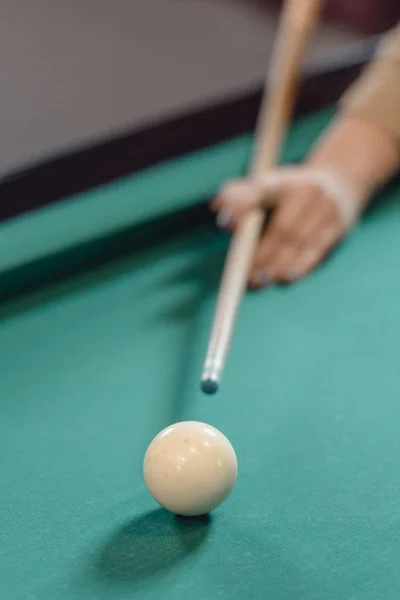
[{"xmin": 201, "ymin": 352, "xmax": 224, "ymax": 394}]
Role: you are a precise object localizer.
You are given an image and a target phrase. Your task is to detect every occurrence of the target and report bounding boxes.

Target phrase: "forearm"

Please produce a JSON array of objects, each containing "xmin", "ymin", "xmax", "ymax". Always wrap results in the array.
[
  {"xmin": 306, "ymin": 25, "xmax": 400, "ymax": 205},
  {"xmin": 307, "ymin": 114, "xmax": 400, "ymax": 202}
]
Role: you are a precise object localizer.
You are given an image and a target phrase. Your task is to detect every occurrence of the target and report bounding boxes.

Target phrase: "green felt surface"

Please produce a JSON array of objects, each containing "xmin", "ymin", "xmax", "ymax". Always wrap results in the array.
[
  {"xmin": 0, "ymin": 106, "xmax": 334, "ymax": 274},
  {"xmin": 2, "ymin": 107, "xmax": 400, "ymax": 599}
]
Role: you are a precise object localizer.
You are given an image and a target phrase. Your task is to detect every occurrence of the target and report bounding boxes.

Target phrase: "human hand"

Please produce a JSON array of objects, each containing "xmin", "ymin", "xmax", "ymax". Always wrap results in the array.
[{"xmin": 212, "ymin": 167, "xmax": 365, "ymax": 287}]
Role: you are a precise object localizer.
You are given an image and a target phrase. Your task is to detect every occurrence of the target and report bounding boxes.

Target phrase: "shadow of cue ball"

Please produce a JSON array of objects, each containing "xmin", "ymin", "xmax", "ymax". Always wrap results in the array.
[{"xmin": 94, "ymin": 508, "xmax": 212, "ymax": 582}]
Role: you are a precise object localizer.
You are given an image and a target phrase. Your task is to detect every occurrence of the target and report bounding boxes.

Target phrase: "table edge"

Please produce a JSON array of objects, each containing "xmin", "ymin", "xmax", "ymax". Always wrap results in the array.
[{"xmin": 0, "ymin": 36, "xmax": 379, "ymax": 224}]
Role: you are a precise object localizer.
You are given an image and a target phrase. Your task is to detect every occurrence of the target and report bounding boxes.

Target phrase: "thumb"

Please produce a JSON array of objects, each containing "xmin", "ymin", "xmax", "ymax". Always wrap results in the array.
[
  {"xmin": 213, "ymin": 169, "xmax": 300, "ymax": 228},
  {"xmin": 213, "ymin": 171, "xmax": 299, "ymax": 230}
]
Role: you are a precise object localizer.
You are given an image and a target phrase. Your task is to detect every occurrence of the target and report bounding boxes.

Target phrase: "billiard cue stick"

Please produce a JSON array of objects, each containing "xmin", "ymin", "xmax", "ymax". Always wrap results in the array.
[{"xmin": 201, "ymin": 0, "xmax": 324, "ymax": 395}]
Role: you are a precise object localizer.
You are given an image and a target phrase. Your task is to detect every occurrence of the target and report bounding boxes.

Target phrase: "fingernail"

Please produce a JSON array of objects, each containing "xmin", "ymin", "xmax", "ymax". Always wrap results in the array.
[
  {"xmin": 251, "ymin": 272, "xmax": 271, "ymax": 286},
  {"xmin": 282, "ymin": 270, "xmax": 299, "ymax": 283},
  {"xmin": 216, "ymin": 210, "xmax": 233, "ymax": 229}
]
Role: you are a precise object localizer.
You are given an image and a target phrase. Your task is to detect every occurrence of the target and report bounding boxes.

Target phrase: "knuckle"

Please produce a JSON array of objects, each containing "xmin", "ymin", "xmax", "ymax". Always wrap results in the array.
[
  {"xmin": 220, "ymin": 179, "xmax": 262, "ymax": 204},
  {"xmin": 220, "ymin": 179, "xmax": 245, "ymax": 199}
]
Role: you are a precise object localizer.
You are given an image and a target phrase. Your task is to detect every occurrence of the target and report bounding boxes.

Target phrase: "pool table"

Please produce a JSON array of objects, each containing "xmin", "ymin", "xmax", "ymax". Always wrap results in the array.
[{"xmin": 2, "ymin": 42, "xmax": 400, "ymax": 600}]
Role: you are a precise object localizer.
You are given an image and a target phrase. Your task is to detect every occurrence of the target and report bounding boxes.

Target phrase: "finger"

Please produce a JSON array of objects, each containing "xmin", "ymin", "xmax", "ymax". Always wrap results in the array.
[
  {"xmin": 265, "ymin": 242, "xmax": 300, "ymax": 285},
  {"xmin": 248, "ymin": 193, "xmax": 310, "ymax": 283},
  {"xmin": 213, "ymin": 180, "xmax": 265, "ymax": 211},
  {"xmin": 211, "ymin": 179, "xmax": 246, "ymax": 210},
  {"xmin": 212, "ymin": 178, "xmax": 280, "ymax": 230},
  {"xmin": 212, "ymin": 181, "xmax": 259, "ymax": 230},
  {"xmin": 275, "ymin": 209, "xmax": 340, "ymax": 282},
  {"xmin": 251, "ymin": 185, "xmax": 344, "ymax": 284},
  {"xmin": 291, "ymin": 226, "xmax": 341, "ymax": 279},
  {"xmin": 248, "ymin": 229, "xmax": 280, "ymax": 287},
  {"xmin": 249, "ymin": 230, "xmax": 300, "ymax": 288}
]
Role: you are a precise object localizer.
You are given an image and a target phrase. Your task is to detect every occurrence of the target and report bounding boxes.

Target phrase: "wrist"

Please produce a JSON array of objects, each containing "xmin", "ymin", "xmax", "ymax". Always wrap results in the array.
[
  {"xmin": 257, "ymin": 166, "xmax": 363, "ymax": 230},
  {"xmin": 306, "ymin": 114, "xmax": 400, "ymax": 204},
  {"xmin": 306, "ymin": 157, "xmax": 372, "ymax": 211}
]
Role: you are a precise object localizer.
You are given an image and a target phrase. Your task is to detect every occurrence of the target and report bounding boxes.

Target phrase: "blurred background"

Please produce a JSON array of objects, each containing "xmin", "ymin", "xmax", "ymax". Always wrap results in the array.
[{"xmin": 1, "ymin": 0, "xmax": 399, "ymax": 177}]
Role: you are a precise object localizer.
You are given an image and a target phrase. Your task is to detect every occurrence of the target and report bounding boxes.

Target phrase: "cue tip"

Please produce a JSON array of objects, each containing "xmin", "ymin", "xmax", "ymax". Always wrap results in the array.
[
  {"xmin": 201, "ymin": 378, "xmax": 219, "ymax": 395},
  {"xmin": 201, "ymin": 364, "xmax": 221, "ymax": 395}
]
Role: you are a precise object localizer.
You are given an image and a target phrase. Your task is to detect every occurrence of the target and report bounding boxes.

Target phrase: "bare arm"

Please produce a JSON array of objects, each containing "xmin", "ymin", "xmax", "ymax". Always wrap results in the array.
[
  {"xmin": 214, "ymin": 25, "xmax": 400, "ymax": 286},
  {"xmin": 309, "ymin": 24, "xmax": 400, "ymax": 201},
  {"xmin": 308, "ymin": 114, "xmax": 400, "ymax": 203}
]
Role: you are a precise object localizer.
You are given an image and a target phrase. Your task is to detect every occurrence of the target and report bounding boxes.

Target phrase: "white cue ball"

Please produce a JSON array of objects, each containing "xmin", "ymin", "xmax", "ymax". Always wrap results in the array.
[{"xmin": 143, "ymin": 421, "xmax": 238, "ymax": 517}]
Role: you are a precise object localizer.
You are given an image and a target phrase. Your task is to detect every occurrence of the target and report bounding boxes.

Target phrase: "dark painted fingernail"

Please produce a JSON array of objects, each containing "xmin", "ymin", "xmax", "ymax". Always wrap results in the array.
[
  {"xmin": 283, "ymin": 271, "xmax": 299, "ymax": 283},
  {"xmin": 251, "ymin": 272, "xmax": 271, "ymax": 286},
  {"xmin": 216, "ymin": 210, "xmax": 233, "ymax": 229}
]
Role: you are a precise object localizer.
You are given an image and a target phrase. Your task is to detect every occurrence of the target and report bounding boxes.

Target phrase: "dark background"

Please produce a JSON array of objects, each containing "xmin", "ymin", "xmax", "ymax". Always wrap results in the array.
[{"xmin": 1, "ymin": 1, "xmax": 398, "ymax": 178}]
